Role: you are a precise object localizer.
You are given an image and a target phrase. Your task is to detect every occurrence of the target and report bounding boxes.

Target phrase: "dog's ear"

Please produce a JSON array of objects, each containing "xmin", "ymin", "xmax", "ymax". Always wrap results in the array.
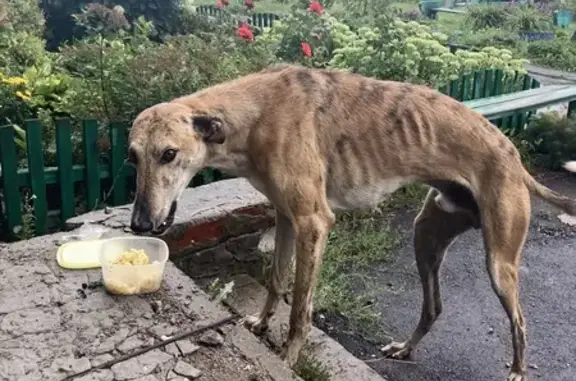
[{"xmin": 192, "ymin": 115, "xmax": 226, "ymax": 144}]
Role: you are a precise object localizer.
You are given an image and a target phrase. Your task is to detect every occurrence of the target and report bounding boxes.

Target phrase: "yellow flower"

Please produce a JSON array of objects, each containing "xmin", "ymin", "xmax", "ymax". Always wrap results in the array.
[
  {"xmin": 2, "ymin": 76, "xmax": 27, "ymax": 86},
  {"xmin": 15, "ymin": 91, "xmax": 31, "ymax": 101}
]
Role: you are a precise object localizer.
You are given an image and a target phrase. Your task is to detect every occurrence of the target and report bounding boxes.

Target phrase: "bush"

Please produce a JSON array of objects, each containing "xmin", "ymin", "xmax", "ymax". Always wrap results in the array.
[
  {"xmin": 466, "ymin": 3, "xmax": 552, "ymax": 32},
  {"xmin": 59, "ymin": 17, "xmax": 274, "ymax": 123},
  {"xmin": 454, "ymin": 28, "xmax": 525, "ymax": 51},
  {"xmin": 0, "ymin": 0, "xmax": 45, "ymax": 37},
  {"xmin": 258, "ymin": 7, "xmax": 339, "ymax": 67},
  {"xmin": 466, "ymin": 5, "xmax": 510, "ymax": 30},
  {"xmin": 527, "ymin": 38, "xmax": 576, "ymax": 71},
  {"xmin": 506, "ymin": 4, "xmax": 553, "ymax": 32},
  {"xmin": 328, "ymin": 19, "xmax": 527, "ymax": 87},
  {"xmin": 521, "ymin": 112, "xmax": 576, "ymax": 170}
]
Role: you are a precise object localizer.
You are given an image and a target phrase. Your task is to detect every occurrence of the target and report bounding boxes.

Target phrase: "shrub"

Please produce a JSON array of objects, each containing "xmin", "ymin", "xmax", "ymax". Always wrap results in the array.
[
  {"xmin": 466, "ymin": 5, "xmax": 510, "ymax": 30},
  {"xmin": 0, "ymin": 0, "xmax": 45, "ymax": 37},
  {"xmin": 466, "ymin": 3, "xmax": 552, "ymax": 33},
  {"xmin": 328, "ymin": 19, "xmax": 527, "ymax": 87},
  {"xmin": 506, "ymin": 4, "xmax": 553, "ymax": 32},
  {"xmin": 60, "ymin": 17, "xmax": 274, "ymax": 123},
  {"xmin": 521, "ymin": 112, "xmax": 576, "ymax": 170},
  {"xmin": 258, "ymin": 7, "xmax": 338, "ymax": 67},
  {"xmin": 527, "ymin": 38, "xmax": 576, "ymax": 72}
]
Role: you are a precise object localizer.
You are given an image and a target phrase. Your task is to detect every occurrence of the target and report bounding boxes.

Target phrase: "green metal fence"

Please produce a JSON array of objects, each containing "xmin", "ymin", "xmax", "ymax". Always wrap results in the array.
[
  {"xmin": 0, "ymin": 68, "xmax": 537, "ymax": 240},
  {"xmin": 196, "ymin": 5, "xmax": 282, "ymax": 28}
]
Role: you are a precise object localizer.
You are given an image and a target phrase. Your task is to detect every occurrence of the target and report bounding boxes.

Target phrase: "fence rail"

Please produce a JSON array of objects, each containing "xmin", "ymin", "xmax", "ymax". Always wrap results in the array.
[{"xmin": 0, "ymin": 68, "xmax": 537, "ymax": 240}]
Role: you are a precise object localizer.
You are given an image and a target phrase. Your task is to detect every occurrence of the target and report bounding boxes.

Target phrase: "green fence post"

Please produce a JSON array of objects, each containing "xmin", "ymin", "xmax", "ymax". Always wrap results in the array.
[
  {"xmin": 502, "ymin": 71, "xmax": 519, "ymax": 131},
  {"xmin": 55, "ymin": 118, "xmax": 75, "ymax": 227},
  {"xmin": 109, "ymin": 122, "xmax": 128, "ymax": 206},
  {"xmin": 25, "ymin": 120, "xmax": 48, "ymax": 235},
  {"xmin": 514, "ymin": 74, "xmax": 532, "ymax": 131},
  {"xmin": 483, "ymin": 69, "xmax": 495, "ymax": 97},
  {"xmin": 83, "ymin": 119, "xmax": 101, "ymax": 211},
  {"xmin": 525, "ymin": 77, "xmax": 541, "ymax": 126},
  {"xmin": 0, "ymin": 125, "xmax": 23, "ymax": 237},
  {"xmin": 449, "ymin": 78, "xmax": 460, "ymax": 99},
  {"xmin": 471, "ymin": 70, "xmax": 482, "ymax": 100},
  {"xmin": 460, "ymin": 73, "xmax": 472, "ymax": 101},
  {"xmin": 492, "ymin": 69, "xmax": 504, "ymax": 127},
  {"xmin": 568, "ymin": 100, "xmax": 576, "ymax": 118}
]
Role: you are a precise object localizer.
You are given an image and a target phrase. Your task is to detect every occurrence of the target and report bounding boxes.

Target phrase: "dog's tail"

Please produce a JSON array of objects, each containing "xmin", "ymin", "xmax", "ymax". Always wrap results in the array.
[{"xmin": 524, "ymin": 161, "xmax": 576, "ymax": 216}]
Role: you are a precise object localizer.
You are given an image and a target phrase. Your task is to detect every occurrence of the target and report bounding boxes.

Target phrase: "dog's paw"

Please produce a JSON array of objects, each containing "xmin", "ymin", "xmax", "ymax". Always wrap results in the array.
[
  {"xmin": 507, "ymin": 371, "xmax": 527, "ymax": 381},
  {"xmin": 380, "ymin": 341, "xmax": 412, "ymax": 360},
  {"xmin": 280, "ymin": 343, "xmax": 300, "ymax": 368},
  {"xmin": 242, "ymin": 315, "xmax": 269, "ymax": 335}
]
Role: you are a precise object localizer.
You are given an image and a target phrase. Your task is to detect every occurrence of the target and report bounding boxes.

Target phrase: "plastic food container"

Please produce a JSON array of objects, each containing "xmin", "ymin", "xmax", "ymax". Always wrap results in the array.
[{"xmin": 99, "ymin": 236, "xmax": 169, "ymax": 295}]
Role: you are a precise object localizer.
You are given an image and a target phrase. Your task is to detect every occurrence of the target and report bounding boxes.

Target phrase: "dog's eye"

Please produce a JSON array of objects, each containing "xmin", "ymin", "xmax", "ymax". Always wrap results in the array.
[{"xmin": 161, "ymin": 149, "xmax": 177, "ymax": 164}]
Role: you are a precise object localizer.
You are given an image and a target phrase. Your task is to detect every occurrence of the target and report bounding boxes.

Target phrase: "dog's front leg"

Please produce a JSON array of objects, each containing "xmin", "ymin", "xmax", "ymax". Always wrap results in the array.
[
  {"xmin": 281, "ymin": 212, "xmax": 334, "ymax": 367},
  {"xmin": 244, "ymin": 212, "xmax": 295, "ymax": 334}
]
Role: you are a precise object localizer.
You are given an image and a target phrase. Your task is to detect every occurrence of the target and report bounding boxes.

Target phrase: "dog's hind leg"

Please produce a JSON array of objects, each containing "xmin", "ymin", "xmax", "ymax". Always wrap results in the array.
[
  {"xmin": 382, "ymin": 188, "xmax": 475, "ymax": 359},
  {"xmin": 244, "ymin": 211, "xmax": 295, "ymax": 334},
  {"xmin": 481, "ymin": 184, "xmax": 531, "ymax": 381}
]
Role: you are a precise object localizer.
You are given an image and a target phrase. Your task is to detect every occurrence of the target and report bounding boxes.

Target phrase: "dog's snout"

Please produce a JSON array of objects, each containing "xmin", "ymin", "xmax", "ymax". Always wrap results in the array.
[
  {"xmin": 130, "ymin": 217, "xmax": 153, "ymax": 233},
  {"xmin": 131, "ymin": 198, "xmax": 153, "ymax": 233}
]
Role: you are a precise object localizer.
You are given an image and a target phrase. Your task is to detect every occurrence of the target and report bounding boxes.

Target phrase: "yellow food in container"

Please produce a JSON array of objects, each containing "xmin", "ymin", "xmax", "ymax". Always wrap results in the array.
[{"xmin": 99, "ymin": 237, "xmax": 169, "ymax": 296}]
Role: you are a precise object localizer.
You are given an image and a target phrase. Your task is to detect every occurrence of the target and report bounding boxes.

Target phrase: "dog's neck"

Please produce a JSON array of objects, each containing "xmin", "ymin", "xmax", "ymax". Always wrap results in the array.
[{"xmin": 173, "ymin": 74, "xmax": 271, "ymax": 179}]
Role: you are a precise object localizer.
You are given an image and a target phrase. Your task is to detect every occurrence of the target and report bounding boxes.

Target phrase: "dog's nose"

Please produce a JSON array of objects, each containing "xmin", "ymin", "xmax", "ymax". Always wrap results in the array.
[
  {"xmin": 131, "ymin": 198, "xmax": 153, "ymax": 233},
  {"xmin": 130, "ymin": 218, "xmax": 153, "ymax": 233}
]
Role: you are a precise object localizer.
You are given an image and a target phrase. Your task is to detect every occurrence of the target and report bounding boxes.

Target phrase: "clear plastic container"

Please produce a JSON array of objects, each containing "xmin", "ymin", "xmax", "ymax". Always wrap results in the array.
[{"xmin": 99, "ymin": 236, "xmax": 169, "ymax": 295}]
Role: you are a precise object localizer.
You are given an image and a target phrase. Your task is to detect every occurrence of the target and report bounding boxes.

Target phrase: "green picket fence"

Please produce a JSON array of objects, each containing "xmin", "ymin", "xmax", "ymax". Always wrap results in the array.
[
  {"xmin": 0, "ymin": 68, "xmax": 537, "ymax": 240},
  {"xmin": 439, "ymin": 68, "xmax": 540, "ymax": 134},
  {"xmin": 196, "ymin": 5, "xmax": 281, "ymax": 28},
  {"xmin": 0, "ymin": 118, "xmax": 222, "ymax": 240}
]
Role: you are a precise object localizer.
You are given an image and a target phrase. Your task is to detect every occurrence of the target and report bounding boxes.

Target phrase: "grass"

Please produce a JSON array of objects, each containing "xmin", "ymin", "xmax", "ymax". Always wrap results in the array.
[
  {"xmin": 294, "ymin": 350, "xmax": 332, "ymax": 381},
  {"xmin": 315, "ymin": 209, "xmax": 399, "ymax": 336}
]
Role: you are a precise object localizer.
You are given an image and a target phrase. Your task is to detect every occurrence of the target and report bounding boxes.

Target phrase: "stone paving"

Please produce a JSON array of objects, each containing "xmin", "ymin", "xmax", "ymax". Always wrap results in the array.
[{"xmin": 0, "ymin": 180, "xmax": 300, "ymax": 381}]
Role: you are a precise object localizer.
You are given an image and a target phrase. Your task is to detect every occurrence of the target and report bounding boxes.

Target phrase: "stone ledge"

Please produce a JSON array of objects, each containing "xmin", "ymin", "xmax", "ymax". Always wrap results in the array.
[
  {"xmin": 228, "ymin": 274, "xmax": 388, "ymax": 381},
  {"xmin": 65, "ymin": 179, "xmax": 275, "ymax": 256}
]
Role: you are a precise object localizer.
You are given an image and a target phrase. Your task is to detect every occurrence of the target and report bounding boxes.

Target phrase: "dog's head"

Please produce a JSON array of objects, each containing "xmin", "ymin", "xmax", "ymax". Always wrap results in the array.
[{"xmin": 128, "ymin": 102, "xmax": 226, "ymax": 235}]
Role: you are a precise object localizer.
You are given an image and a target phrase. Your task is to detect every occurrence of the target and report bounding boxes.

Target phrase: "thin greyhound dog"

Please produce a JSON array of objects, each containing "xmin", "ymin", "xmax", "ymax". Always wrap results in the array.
[{"xmin": 128, "ymin": 64, "xmax": 576, "ymax": 381}]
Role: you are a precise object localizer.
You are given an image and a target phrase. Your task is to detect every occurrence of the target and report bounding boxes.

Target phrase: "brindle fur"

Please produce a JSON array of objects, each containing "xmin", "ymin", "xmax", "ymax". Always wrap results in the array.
[{"xmin": 128, "ymin": 64, "xmax": 576, "ymax": 381}]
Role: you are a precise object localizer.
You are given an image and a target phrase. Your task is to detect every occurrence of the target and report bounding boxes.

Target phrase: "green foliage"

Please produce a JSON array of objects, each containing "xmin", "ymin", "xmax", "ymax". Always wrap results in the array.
[
  {"xmin": 330, "ymin": 0, "xmax": 397, "ymax": 27},
  {"xmin": 258, "ymin": 8, "xmax": 337, "ymax": 67},
  {"xmin": 329, "ymin": 19, "xmax": 527, "ymax": 87},
  {"xmin": 521, "ymin": 112, "xmax": 576, "ymax": 170},
  {"xmin": 506, "ymin": 4, "xmax": 553, "ymax": 32},
  {"xmin": 0, "ymin": 0, "xmax": 45, "ymax": 37},
  {"xmin": 59, "ymin": 17, "xmax": 274, "ymax": 123},
  {"xmin": 527, "ymin": 38, "xmax": 576, "ymax": 72},
  {"xmin": 316, "ymin": 214, "xmax": 398, "ymax": 335},
  {"xmin": 294, "ymin": 353, "xmax": 332, "ymax": 381},
  {"xmin": 466, "ymin": 3, "xmax": 552, "ymax": 32},
  {"xmin": 454, "ymin": 28, "xmax": 526, "ymax": 52},
  {"xmin": 466, "ymin": 4, "xmax": 509, "ymax": 30}
]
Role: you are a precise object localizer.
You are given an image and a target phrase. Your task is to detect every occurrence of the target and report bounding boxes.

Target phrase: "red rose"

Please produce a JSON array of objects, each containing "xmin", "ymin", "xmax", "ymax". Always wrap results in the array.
[
  {"xmin": 245, "ymin": 0, "xmax": 254, "ymax": 9},
  {"xmin": 307, "ymin": 0, "xmax": 324, "ymax": 14},
  {"xmin": 301, "ymin": 42, "xmax": 312, "ymax": 57},
  {"xmin": 236, "ymin": 23, "xmax": 254, "ymax": 41}
]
